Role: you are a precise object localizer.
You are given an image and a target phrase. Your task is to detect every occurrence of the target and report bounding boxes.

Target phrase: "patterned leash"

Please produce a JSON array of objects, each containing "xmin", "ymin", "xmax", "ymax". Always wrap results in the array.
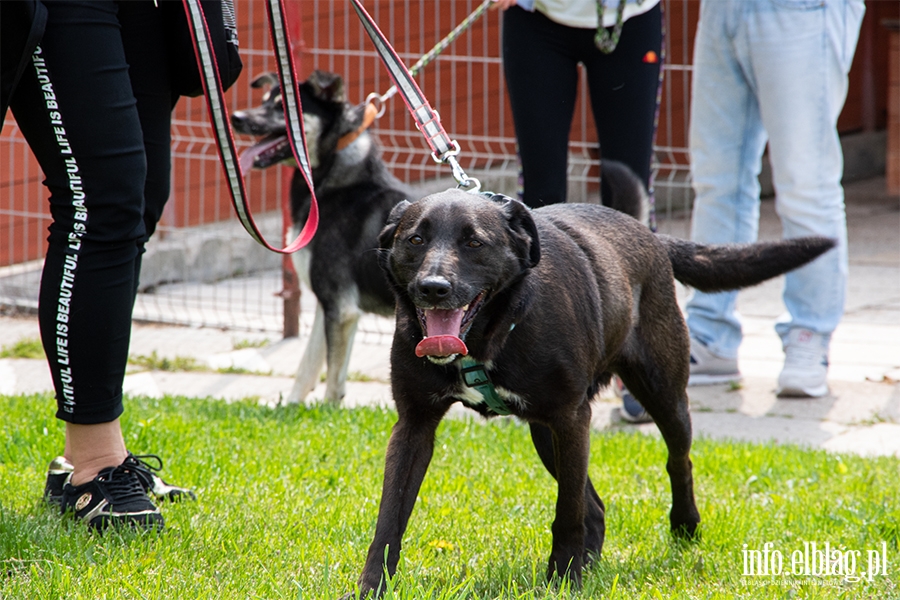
[
  {"xmin": 351, "ymin": 0, "xmax": 492, "ymax": 193},
  {"xmin": 182, "ymin": 0, "xmax": 318, "ymax": 254},
  {"xmin": 186, "ymin": 0, "xmax": 491, "ymax": 251}
]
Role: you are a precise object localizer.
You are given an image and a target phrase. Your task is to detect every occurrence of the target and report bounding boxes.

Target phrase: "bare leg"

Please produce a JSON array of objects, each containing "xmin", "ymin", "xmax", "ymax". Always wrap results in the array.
[{"xmin": 65, "ymin": 420, "xmax": 128, "ymax": 485}]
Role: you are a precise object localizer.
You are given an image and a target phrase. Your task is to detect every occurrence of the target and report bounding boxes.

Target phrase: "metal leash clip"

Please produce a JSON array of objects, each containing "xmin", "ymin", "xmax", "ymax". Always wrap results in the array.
[
  {"xmin": 352, "ymin": 0, "xmax": 486, "ymax": 195},
  {"xmin": 432, "ymin": 141, "xmax": 481, "ymax": 193},
  {"xmin": 364, "ymin": 92, "xmax": 388, "ymax": 119}
]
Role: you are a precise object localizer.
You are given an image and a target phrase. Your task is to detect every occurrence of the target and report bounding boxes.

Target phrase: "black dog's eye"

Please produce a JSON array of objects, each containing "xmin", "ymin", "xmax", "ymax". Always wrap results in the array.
[
  {"xmin": 408, "ymin": 235, "xmax": 424, "ymax": 246},
  {"xmin": 466, "ymin": 239, "xmax": 483, "ymax": 248}
]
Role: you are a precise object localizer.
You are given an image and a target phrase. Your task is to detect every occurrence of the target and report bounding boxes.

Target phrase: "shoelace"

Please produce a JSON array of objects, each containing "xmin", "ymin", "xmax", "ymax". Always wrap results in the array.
[
  {"xmin": 124, "ymin": 454, "xmax": 165, "ymax": 492},
  {"xmin": 95, "ymin": 463, "xmax": 150, "ymax": 505}
]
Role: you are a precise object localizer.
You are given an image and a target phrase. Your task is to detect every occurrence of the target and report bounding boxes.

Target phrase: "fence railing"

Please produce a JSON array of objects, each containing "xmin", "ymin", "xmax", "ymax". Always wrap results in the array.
[{"xmin": 0, "ymin": 0, "xmax": 697, "ymax": 335}]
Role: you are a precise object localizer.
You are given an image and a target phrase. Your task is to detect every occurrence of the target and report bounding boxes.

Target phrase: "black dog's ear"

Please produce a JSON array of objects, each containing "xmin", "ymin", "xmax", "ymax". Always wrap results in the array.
[
  {"xmin": 307, "ymin": 70, "xmax": 345, "ymax": 103},
  {"xmin": 378, "ymin": 200, "xmax": 412, "ymax": 249},
  {"xmin": 483, "ymin": 192, "xmax": 516, "ymax": 205},
  {"xmin": 251, "ymin": 72, "xmax": 278, "ymax": 89},
  {"xmin": 502, "ymin": 198, "xmax": 540, "ymax": 268}
]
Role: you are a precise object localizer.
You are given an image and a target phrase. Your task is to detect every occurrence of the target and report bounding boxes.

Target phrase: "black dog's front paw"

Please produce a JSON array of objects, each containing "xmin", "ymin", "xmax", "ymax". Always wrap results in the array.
[
  {"xmin": 670, "ymin": 506, "xmax": 701, "ymax": 541},
  {"xmin": 338, "ymin": 588, "xmax": 375, "ymax": 600},
  {"xmin": 672, "ymin": 520, "xmax": 701, "ymax": 543},
  {"xmin": 546, "ymin": 551, "xmax": 583, "ymax": 588},
  {"xmin": 339, "ymin": 575, "xmax": 385, "ymax": 600}
]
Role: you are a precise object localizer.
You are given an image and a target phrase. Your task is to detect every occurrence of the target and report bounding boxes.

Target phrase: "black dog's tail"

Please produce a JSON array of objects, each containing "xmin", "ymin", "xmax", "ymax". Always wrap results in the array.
[
  {"xmin": 659, "ymin": 235, "xmax": 836, "ymax": 293},
  {"xmin": 599, "ymin": 160, "xmax": 650, "ymax": 226}
]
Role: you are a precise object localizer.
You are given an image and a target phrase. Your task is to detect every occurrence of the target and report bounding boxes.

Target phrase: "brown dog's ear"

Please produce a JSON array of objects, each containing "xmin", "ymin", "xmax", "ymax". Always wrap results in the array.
[
  {"xmin": 502, "ymin": 198, "xmax": 540, "ymax": 268},
  {"xmin": 307, "ymin": 70, "xmax": 346, "ymax": 103},
  {"xmin": 378, "ymin": 200, "xmax": 412, "ymax": 249},
  {"xmin": 251, "ymin": 72, "xmax": 278, "ymax": 89}
]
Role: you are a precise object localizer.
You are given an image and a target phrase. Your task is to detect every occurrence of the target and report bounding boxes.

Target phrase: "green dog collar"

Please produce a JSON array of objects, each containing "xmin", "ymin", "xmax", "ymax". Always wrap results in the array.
[{"xmin": 459, "ymin": 356, "xmax": 512, "ymax": 416}]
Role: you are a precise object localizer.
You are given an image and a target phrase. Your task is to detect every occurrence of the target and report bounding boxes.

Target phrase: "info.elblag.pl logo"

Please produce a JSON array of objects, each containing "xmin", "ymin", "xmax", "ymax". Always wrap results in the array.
[{"xmin": 742, "ymin": 541, "xmax": 890, "ymax": 583}]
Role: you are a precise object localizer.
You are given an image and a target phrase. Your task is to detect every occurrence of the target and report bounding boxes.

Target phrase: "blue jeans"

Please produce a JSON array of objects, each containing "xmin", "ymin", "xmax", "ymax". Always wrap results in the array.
[{"xmin": 685, "ymin": 0, "xmax": 864, "ymax": 360}]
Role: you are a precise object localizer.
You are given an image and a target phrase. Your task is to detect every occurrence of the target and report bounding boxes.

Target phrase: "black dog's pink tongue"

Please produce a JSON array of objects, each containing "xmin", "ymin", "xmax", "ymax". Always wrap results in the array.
[
  {"xmin": 415, "ymin": 308, "xmax": 468, "ymax": 358},
  {"xmin": 415, "ymin": 336, "xmax": 467, "ymax": 358}
]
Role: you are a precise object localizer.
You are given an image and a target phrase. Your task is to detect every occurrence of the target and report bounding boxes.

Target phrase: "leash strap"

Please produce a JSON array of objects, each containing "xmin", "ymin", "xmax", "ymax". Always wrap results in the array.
[
  {"xmin": 349, "ymin": 0, "xmax": 480, "ymax": 191},
  {"xmin": 460, "ymin": 357, "xmax": 512, "ymax": 416},
  {"xmin": 182, "ymin": 0, "xmax": 318, "ymax": 254},
  {"xmin": 372, "ymin": 0, "xmax": 493, "ymax": 109}
]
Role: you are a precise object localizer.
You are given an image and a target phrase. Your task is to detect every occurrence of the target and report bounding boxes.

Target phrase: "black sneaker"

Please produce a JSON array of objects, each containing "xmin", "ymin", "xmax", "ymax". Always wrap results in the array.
[
  {"xmin": 44, "ymin": 456, "xmax": 74, "ymax": 506},
  {"xmin": 128, "ymin": 454, "xmax": 197, "ymax": 502},
  {"xmin": 44, "ymin": 453, "xmax": 195, "ymax": 505},
  {"xmin": 60, "ymin": 458, "xmax": 164, "ymax": 531}
]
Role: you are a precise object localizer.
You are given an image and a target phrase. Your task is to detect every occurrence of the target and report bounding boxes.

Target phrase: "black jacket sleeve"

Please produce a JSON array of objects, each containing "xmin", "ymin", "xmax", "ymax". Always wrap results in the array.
[{"xmin": 1, "ymin": 0, "xmax": 48, "ymax": 128}]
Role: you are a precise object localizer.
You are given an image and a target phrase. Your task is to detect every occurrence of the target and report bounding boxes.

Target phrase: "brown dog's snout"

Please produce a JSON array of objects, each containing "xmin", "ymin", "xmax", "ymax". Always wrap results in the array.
[{"xmin": 414, "ymin": 276, "xmax": 452, "ymax": 305}]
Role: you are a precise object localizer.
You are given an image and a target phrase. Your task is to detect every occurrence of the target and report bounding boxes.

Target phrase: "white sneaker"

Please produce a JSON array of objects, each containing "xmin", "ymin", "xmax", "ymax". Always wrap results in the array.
[
  {"xmin": 777, "ymin": 328, "xmax": 829, "ymax": 398},
  {"xmin": 688, "ymin": 338, "xmax": 741, "ymax": 386}
]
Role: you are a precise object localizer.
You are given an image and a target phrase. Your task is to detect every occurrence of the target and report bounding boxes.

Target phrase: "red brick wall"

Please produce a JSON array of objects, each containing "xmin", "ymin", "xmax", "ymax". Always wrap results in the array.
[{"xmin": 887, "ymin": 26, "xmax": 900, "ymax": 195}]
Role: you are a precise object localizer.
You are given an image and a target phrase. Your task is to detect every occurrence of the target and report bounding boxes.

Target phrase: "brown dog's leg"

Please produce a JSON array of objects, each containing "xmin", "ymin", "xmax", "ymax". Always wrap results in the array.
[
  {"xmin": 540, "ymin": 401, "xmax": 593, "ymax": 587},
  {"xmin": 529, "ymin": 423, "xmax": 605, "ymax": 563},
  {"xmin": 354, "ymin": 411, "xmax": 443, "ymax": 598}
]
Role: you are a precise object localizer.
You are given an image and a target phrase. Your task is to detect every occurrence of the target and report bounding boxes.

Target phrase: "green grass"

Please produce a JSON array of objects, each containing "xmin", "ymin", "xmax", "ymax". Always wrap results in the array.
[
  {"xmin": 233, "ymin": 338, "xmax": 272, "ymax": 350},
  {"xmin": 128, "ymin": 351, "xmax": 272, "ymax": 376},
  {"xmin": 320, "ymin": 371, "xmax": 385, "ymax": 384},
  {"xmin": 214, "ymin": 366, "xmax": 274, "ymax": 376},
  {"xmin": 1, "ymin": 393, "xmax": 898, "ymax": 599},
  {"xmin": 0, "ymin": 337, "xmax": 45, "ymax": 359},
  {"xmin": 128, "ymin": 351, "xmax": 203, "ymax": 372}
]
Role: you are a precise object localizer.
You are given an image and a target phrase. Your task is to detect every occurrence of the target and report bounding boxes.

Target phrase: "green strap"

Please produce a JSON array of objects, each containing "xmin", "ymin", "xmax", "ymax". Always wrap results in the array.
[
  {"xmin": 595, "ymin": 0, "xmax": 646, "ymax": 54},
  {"xmin": 459, "ymin": 357, "xmax": 512, "ymax": 416}
]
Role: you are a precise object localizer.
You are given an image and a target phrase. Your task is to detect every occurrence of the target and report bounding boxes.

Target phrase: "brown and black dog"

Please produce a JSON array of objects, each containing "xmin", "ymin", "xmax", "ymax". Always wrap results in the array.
[{"xmin": 348, "ymin": 190, "xmax": 834, "ymax": 596}]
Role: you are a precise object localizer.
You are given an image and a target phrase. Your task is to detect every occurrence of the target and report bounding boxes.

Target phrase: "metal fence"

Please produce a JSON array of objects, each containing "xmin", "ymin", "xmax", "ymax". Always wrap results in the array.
[{"xmin": 0, "ymin": 0, "xmax": 695, "ymax": 337}]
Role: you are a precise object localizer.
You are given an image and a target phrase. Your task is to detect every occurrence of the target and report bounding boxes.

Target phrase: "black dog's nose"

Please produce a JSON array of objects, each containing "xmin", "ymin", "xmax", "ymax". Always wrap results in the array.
[{"xmin": 416, "ymin": 276, "xmax": 452, "ymax": 303}]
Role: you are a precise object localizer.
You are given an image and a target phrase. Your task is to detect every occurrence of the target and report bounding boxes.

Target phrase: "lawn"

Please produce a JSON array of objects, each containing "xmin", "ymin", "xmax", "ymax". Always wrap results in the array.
[{"xmin": 0, "ymin": 393, "xmax": 897, "ymax": 599}]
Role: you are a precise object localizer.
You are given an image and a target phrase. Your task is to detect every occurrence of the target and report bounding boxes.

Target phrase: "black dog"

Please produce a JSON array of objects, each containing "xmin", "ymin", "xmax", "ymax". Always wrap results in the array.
[
  {"xmin": 346, "ymin": 190, "xmax": 835, "ymax": 596},
  {"xmin": 232, "ymin": 70, "xmax": 649, "ymax": 405}
]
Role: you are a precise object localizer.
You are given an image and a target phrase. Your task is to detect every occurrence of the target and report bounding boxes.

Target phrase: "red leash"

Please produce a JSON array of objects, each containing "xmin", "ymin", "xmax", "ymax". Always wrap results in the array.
[{"xmin": 181, "ymin": 0, "xmax": 318, "ymax": 254}]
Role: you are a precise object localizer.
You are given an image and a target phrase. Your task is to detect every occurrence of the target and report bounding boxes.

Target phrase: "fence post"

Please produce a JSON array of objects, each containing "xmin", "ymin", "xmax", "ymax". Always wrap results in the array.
[{"xmin": 281, "ymin": 167, "xmax": 301, "ymax": 338}]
